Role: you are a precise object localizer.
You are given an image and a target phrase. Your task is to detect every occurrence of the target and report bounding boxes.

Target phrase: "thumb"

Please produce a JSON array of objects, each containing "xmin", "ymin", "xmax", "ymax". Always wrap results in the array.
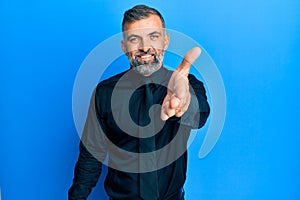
[{"xmin": 176, "ymin": 47, "xmax": 202, "ymax": 76}]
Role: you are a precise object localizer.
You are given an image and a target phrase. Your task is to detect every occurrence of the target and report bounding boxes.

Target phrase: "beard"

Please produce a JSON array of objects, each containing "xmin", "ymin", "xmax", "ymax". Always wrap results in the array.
[{"xmin": 128, "ymin": 50, "xmax": 164, "ymax": 76}]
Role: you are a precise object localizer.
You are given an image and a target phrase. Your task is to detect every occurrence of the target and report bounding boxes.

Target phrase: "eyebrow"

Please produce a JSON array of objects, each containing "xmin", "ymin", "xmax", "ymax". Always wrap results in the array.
[{"xmin": 148, "ymin": 31, "xmax": 162, "ymax": 36}]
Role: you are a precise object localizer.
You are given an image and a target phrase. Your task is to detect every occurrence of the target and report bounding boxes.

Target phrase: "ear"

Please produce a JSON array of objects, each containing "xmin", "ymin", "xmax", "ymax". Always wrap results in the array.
[
  {"xmin": 164, "ymin": 34, "xmax": 170, "ymax": 50},
  {"xmin": 121, "ymin": 40, "xmax": 127, "ymax": 54}
]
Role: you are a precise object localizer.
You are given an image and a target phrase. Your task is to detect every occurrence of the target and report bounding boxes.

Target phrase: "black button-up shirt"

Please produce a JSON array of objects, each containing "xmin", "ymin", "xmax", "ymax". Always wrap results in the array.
[{"xmin": 69, "ymin": 67, "xmax": 210, "ymax": 200}]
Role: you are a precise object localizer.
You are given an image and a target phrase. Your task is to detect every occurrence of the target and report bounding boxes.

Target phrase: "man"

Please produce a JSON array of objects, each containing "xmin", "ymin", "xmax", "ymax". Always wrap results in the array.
[{"xmin": 69, "ymin": 5, "xmax": 210, "ymax": 200}]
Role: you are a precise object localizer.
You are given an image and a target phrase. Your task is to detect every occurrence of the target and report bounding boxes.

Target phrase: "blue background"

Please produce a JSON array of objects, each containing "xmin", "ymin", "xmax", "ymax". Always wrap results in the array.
[{"xmin": 1, "ymin": 0, "xmax": 299, "ymax": 199}]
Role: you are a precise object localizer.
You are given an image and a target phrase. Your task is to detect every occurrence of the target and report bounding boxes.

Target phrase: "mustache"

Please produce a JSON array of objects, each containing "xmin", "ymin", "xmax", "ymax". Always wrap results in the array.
[{"xmin": 134, "ymin": 49, "xmax": 158, "ymax": 58}]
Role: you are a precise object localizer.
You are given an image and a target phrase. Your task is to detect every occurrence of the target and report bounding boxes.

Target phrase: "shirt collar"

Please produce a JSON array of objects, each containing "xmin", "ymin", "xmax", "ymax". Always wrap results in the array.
[
  {"xmin": 113, "ymin": 66, "xmax": 173, "ymax": 91},
  {"xmin": 125, "ymin": 66, "xmax": 172, "ymax": 88}
]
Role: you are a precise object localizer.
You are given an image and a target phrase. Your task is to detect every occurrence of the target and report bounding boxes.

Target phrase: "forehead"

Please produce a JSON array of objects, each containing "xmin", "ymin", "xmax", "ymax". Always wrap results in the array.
[{"xmin": 123, "ymin": 14, "xmax": 164, "ymax": 33}]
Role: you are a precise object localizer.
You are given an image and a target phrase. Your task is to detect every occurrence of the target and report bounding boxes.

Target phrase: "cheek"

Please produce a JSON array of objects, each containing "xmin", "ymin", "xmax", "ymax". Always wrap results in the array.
[
  {"xmin": 125, "ymin": 43, "xmax": 140, "ymax": 53},
  {"xmin": 154, "ymin": 48, "xmax": 165, "ymax": 57},
  {"xmin": 126, "ymin": 50, "xmax": 137, "ymax": 58},
  {"xmin": 155, "ymin": 37, "xmax": 167, "ymax": 46},
  {"xmin": 152, "ymin": 41, "xmax": 166, "ymax": 51},
  {"xmin": 125, "ymin": 40, "xmax": 166, "ymax": 53}
]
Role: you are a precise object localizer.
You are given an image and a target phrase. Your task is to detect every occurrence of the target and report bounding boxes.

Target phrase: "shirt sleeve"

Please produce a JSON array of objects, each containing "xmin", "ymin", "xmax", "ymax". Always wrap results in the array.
[
  {"xmin": 179, "ymin": 74, "xmax": 210, "ymax": 129},
  {"xmin": 68, "ymin": 88, "xmax": 108, "ymax": 200}
]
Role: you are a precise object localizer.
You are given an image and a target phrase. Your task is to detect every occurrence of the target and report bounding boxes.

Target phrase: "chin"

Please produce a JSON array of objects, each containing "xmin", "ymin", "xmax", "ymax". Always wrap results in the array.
[{"xmin": 133, "ymin": 64, "xmax": 161, "ymax": 76}]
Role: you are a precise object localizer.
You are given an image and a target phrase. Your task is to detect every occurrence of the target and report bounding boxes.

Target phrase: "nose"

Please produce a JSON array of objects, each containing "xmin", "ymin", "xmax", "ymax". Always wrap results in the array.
[{"xmin": 138, "ymin": 38, "xmax": 151, "ymax": 52}]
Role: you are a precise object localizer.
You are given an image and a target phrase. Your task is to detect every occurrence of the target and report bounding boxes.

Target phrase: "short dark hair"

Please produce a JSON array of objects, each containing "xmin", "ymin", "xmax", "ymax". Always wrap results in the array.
[{"xmin": 122, "ymin": 5, "xmax": 165, "ymax": 31}]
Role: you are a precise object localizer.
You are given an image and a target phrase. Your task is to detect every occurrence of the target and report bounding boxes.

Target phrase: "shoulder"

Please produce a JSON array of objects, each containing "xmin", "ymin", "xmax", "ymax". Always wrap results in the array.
[
  {"xmin": 96, "ymin": 70, "xmax": 129, "ymax": 93},
  {"xmin": 188, "ymin": 73, "xmax": 204, "ymax": 86},
  {"xmin": 187, "ymin": 73, "xmax": 200, "ymax": 82}
]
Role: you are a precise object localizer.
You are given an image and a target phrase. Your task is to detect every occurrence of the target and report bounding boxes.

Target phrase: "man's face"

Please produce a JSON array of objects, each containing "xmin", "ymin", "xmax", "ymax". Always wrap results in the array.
[{"xmin": 121, "ymin": 14, "xmax": 170, "ymax": 76}]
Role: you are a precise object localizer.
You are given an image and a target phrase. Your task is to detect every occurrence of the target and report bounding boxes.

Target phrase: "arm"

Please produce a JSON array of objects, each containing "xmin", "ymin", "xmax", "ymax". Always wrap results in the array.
[
  {"xmin": 68, "ymin": 142, "xmax": 102, "ymax": 200},
  {"xmin": 161, "ymin": 47, "xmax": 201, "ymax": 120},
  {"xmin": 161, "ymin": 47, "xmax": 210, "ymax": 128},
  {"xmin": 180, "ymin": 74, "xmax": 210, "ymax": 129},
  {"xmin": 68, "ymin": 88, "xmax": 108, "ymax": 200}
]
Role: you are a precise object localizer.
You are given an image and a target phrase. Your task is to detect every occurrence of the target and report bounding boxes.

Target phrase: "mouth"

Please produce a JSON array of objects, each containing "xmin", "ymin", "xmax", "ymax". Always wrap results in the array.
[{"xmin": 135, "ymin": 53, "xmax": 155, "ymax": 63}]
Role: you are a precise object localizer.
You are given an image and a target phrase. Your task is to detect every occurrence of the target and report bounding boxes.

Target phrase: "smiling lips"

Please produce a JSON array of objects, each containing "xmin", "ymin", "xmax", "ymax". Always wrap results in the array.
[{"xmin": 136, "ymin": 53, "xmax": 154, "ymax": 62}]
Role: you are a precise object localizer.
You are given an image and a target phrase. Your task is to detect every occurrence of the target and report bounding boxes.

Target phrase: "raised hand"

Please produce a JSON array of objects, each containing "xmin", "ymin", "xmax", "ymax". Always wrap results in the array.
[{"xmin": 161, "ymin": 47, "xmax": 201, "ymax": 121}]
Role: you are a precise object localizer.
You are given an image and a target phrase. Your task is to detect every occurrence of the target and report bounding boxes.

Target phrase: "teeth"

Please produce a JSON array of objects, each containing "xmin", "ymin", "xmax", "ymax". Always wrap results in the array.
[{"xmin": 141, "ymin": 54, "xmax": 151, "ymax": 59}]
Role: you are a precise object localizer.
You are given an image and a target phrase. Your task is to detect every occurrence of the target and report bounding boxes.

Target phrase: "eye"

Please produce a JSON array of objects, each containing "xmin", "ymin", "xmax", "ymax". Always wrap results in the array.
[
  {"xmin": 150, "ymin": 34, "xmax": 159, "ymax": 40},
  {"xmin": 128, "ymin": 36, "xmax": 139, "ymax": 43}
]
